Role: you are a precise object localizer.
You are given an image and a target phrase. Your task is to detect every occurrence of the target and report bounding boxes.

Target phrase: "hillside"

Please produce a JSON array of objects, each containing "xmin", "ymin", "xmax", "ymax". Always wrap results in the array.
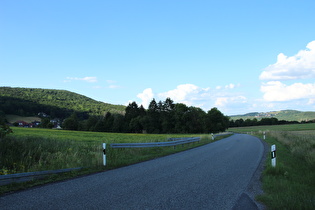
[
  {"xmin": 229, "ymin": 110, "xmax": 315, "ymax": 122},
  {"xmin": 0, "ymin": 87, "xmax": 125, "ymax": 119}
]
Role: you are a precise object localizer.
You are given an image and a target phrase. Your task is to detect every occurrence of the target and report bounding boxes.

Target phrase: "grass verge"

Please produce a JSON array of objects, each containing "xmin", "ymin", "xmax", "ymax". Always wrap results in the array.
[
  {"xmin": 230, "ymin": 124, "xmax": 315, "ymax": 209},
  {"xmin": 0, "ymin": 127, "xmax": 229, "ymax": 195}
]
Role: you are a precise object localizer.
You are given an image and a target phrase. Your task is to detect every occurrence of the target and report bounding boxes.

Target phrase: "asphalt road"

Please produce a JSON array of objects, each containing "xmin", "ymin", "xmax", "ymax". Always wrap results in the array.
[{"xmin": 1, "ymin": 134, "xmax": 264, "ymax": 210}]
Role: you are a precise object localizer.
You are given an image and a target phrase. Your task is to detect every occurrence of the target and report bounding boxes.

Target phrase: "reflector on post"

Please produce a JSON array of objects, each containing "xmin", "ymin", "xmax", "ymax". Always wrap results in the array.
[
  {"xmin": 103, "ymin": 143, "xmax": 106, "ymax": 166},
  {"xmin": 271, "ymin": 144, "xmax": 276, "ymax": 167}
]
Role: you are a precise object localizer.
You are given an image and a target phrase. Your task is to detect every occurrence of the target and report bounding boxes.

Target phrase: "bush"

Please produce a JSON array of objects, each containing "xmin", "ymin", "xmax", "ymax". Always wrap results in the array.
[{"xmin": 0, "ymin": 123, "xmax": 13, "ymax": 139}]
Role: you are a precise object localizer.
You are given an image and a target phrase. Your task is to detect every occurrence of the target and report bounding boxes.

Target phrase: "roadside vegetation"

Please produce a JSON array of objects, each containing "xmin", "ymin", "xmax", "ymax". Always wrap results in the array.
[
  {"xmin": 0, "ymin": 127, "xmax": 227, "ymax": 195},
  {"xmin": 229, "ymin": 123, "xmax": 315, "ymax": 209}
]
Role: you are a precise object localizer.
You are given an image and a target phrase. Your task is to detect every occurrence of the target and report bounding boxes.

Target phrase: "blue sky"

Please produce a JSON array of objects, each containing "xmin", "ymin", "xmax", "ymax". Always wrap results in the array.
[{"xmin": 1, "ymin": 0, "xmax": 315, "ymax": 115}]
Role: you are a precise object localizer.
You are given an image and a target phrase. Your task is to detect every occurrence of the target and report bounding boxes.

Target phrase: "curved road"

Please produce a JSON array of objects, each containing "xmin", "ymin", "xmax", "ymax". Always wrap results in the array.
[{"xmin": 1, "ymin": 134, "xmax": 264, "ymax": 209}]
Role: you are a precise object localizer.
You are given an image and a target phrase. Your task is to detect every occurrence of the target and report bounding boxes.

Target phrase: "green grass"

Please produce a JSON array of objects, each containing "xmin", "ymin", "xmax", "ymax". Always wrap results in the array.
[
  {"xmin": 228, "ymin": 123, "xmax": 315, "ymax": 132},
  {"xmin": 229, "ymin": 123, "xmax": 315, "ymax": 209},
  {"xmin": 11, "ymin": 127, "xmax": 194, "ymax": 143},
  {"xmin": 6, "ymin": 114, "xmax": 41, "ymax": 124},
  {"xmin": 1, "ymin": 127, "xmax": 216, "ymax": 174},
  {"xmin": 0, "ymin": 127, "xmax": 227, "ymax": 195}
]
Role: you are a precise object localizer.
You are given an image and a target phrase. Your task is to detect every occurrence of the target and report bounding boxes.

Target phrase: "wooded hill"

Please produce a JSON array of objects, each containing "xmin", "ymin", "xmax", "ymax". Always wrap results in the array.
[
  {"xmin": 0, "ymin": 87, "xmax": 125, "ymax": 119},
  {"xmin": 0, "ymin": 87, "xmax": 230, "ymax": 134},
  {"xmin": 229, "ymin": 110, "xmax": 315, "ymax": 122}
]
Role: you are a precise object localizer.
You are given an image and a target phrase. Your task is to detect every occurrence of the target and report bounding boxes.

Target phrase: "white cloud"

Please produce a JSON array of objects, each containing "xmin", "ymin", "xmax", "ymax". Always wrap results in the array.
[
  {"xmin": 261, "ymin": 81, "xmax": 315, "ymax": 102},
  {"xmin": 104, "ymin": 80, "xmax": 121, "ymax": 89},
  {"xmin": 135, "ymin": 83, "xmax": 249, "ymax": 115},
  {"xmin": 260, "ymin": 40, "xmax": 315, "ymax": 80},
  {"xmin": 137, "ymin": 88, "xmax": 154, "ymax": 108},
  {"xmin": 158, "ymin": 84, "xmax": 211, "ymax": 107},
  {"xmin": 66, "ymin": 76, "xmax": 98, "ymax": 83},
  {"xmin": 216, "ymin": 83, "xmax": 239, "ymax": 90},
  {"xmin": 215, "ymin": 96, "xmax": 247, "ymax": 107},
  {"xmin": 109, "ymin": 85, "xmax": 120, "ymax": 89},
  {"xmin": 225, "ymin": 83, "xmax": 236, "ymax": 89},
  {"xmin": 308, "ymin": 98, "xmax": 315, "ymax": 105}
]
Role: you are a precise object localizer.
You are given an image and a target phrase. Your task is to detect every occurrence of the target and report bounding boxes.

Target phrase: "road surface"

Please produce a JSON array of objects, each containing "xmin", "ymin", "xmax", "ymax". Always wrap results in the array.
[{"xmin": 1, "ymin": 134, "xmax": 265, "ymax": 209}]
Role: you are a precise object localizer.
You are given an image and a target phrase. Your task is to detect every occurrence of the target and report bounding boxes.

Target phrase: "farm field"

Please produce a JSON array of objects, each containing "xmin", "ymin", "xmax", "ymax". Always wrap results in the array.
[
  {"xmin": 6, "ymin": 115, "xmax": 41, "ymax": 124},
  {"xmin": 2, "ymin": 127, "xmax": 214, "ymax": 174},
  {"xmin": 229, "ymin": 123, "xmax": 315, "ymax": 209},
  {"xmin": 0, "ymin": 127, "xmax": 220, "ymax": 194},
  {"xmin": 228, "ymin": 122, "xmax": 315, "ymax": 132},
  {"xmin": 10, "ymin": 127, "xmax": 196, "ymax": 143}
]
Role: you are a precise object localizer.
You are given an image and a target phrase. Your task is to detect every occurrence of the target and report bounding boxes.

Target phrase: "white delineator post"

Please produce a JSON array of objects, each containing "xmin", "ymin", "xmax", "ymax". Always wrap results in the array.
[
  {"xmin": 103, "ymin": 143, "xmax": 106, "ymax": 166},
  {"xmin": 263, "ymin": 131, "xmax": 266, "ymax": 140},
  {"xmin": 271, "ymin": 144, "xmax": 276, "ymax": 167},
  {"xmin": 211, "ymin": 133, "xmax": 214, "ymax": 140}
]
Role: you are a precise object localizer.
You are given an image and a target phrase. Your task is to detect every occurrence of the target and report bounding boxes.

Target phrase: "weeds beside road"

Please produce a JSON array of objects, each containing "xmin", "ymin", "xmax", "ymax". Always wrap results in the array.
[{"xmin": 229, "ymin": 123, "xmax": 315, "ymax": 209}]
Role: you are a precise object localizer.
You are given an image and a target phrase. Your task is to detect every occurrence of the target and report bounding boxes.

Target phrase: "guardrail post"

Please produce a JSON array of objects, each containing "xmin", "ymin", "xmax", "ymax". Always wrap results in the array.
[
  {"xmin": 103, "ymin": 143, "xmax": 106, "ymax": 166},
  {"xmin": 271, "ymin": 144, "xmax": 276, "ymax": 167}
]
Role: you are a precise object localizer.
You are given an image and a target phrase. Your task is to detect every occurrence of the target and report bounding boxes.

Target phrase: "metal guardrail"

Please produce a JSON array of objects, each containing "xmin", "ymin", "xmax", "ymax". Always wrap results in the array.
[
  {"xmin": 0, "ymin": 167, "xmax": 82, "ymax": 186},
  {"xmin": 2, "ymin": 134, "xmax": 234, "ymax": 185},
  {"xmin": 212, "ymin": 132, "xmax": 234, "ymax": 139},
  {"xmin": 110, "ymin": 137, "xmax": 201, "ymax": 148}
]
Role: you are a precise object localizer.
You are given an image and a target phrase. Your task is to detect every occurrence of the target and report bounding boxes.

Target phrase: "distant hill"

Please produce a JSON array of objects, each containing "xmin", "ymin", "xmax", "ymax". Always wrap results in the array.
[
  {"xmin": 229, "ymin": 110, "xmax": 315, "ymax": 122},
  {"xmin": 0, "ymin": 87, "xmax": 125, "ymax": 119}
]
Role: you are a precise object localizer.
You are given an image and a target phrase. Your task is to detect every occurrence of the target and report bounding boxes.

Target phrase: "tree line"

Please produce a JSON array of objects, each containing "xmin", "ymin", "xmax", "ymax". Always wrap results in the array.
[
  {"xmin": 62, "ymin": 98, "xmax": 230, "ymax": 134},
  {"xmin": 229, "ymin": 117, "xmax": 314, "ymax": 127}
]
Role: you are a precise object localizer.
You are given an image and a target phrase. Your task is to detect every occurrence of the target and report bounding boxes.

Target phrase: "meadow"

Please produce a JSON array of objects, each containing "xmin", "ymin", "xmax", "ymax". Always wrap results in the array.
[
  {"xmin": 229, "ymin": 123, "xmax": 315, "ymax": 209},
  {"xmin": 0, "ymin": 127, "xmax": 214, "ymax": 175}
]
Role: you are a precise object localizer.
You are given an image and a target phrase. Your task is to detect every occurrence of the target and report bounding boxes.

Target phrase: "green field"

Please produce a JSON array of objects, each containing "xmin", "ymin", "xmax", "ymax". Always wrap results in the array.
[
  {"xmin": 6, "ymin": 115, "xmax": 41, "ymax": 124},
  {"xmin": 0, "ymin": 127, "xmax": 219, "ymax": 194},
  {"xmin": 10, "ymin": 127, "xmax": 188, "ymax": 143},
  {"xmin": 1, "ymin": 127, "xmax": 213, "ymax": 174},
  {"xmin": 228, "ymin": 123, "xmax": 315, "ymax": 132},
  {"xmin": 229, "ymin": 123, "xmax": 315, "ymax": 209}
]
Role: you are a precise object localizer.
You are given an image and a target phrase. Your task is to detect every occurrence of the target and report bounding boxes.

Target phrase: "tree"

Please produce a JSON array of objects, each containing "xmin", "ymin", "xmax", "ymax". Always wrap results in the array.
[
  {"xmin": 0, "ymin": 122, "xmax": 13, "ymax": 139},
  {"xmin": 103, "ymin": 112, "xmax": 114, "ymax": 132},
  {"xmin": 173, "ymin": 103, "xmax": 189, "ymax": 133},
  {"xmin": 39, "ymin": 118, "xmax": 54, "ymax": 129},
  {"xmin": 0, "ymin": 111, "xmax": 6, "ymax": 124},
  {"xmin": 125, "ymin": 102, "xmax": 139, "ymax": 122},
  {"xmin": 125, "ymin": 102, "xmax": 146, "ymax": 132},
  {"xmin": 185, "ymin": 107, "xmax": 207, "ymax": 133},
  {"xmin": 129, "ymin": 116, "xmax": 143, "ymax": 133},
  {"xmin": 160, "ymin": 98, "xmax": 175, "ymax": 133},
  {"xmin": 206, "ymin": 107, "xmax": 229, "ymax": 133},
  {"xmin": 112, "ymin": 114, "xmax": 126, "ymax": 133},
  {"xmin": 62, "ymin": 112, "xmax": 79, "ymax": 130},
  {"xmin": 145, "ymin": 99, "xmax": 161, "ymax": 133},
  {"xmin": 85, "ymin": 115, "xmax": 98, "ymax": 131}
]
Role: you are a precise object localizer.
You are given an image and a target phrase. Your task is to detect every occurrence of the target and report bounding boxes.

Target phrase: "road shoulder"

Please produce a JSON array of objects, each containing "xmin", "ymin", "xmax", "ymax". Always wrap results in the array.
[{"xmin": 233, "ymin": 135, "xmax": 268, "ymax": 210}]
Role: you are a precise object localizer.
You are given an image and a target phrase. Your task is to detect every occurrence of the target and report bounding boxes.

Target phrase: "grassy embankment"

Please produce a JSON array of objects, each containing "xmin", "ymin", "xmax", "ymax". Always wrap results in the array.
[
  {"xmin": 5, "ymin": 114, "xmax": 41, "ymax": 124},
  {"xmin": 0, "ymin": 127, "xmax": 226, "ymax": 194},
  {"xmin": 229, "ymin": 123, "xmax": 315, "ymax": 209}
]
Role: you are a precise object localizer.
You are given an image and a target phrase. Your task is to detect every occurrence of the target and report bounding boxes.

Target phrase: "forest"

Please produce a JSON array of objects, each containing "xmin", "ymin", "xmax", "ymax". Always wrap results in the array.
[
  {"xmin": 0, "ymin": 87, "xmax": 125, "ymax": 119},
  {"xmin": 0, "ymin": 87, "xmax": 229, "ymax": 134},
  {"xmin": 62, "ymin": 98, "xmax": 230, "ymax": 134}
]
